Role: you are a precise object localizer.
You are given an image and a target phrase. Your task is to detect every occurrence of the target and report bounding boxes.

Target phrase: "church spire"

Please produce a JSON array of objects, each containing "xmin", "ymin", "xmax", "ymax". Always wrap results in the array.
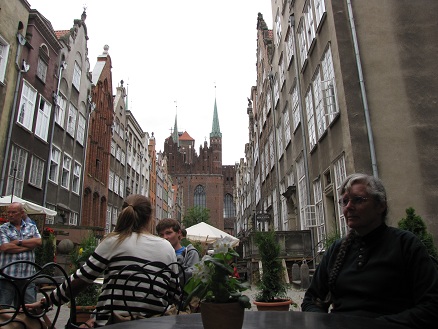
[
  {"xmin": 210, "ymin": 96, "xmax": 222, "ymax": 139},
  {"xmin": 173, "ymin": 101, "xmax": 179, "ymax": 147}
]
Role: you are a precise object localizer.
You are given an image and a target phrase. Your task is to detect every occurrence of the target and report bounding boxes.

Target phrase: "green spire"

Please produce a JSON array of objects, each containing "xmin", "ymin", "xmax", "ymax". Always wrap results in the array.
[
  {"xmin": 173, "ymin": 114, "xmax": 179, "ymax": 147},
  {"xmin": 210, "ymin": 97, "xmax": 222, "ymax": 138}
]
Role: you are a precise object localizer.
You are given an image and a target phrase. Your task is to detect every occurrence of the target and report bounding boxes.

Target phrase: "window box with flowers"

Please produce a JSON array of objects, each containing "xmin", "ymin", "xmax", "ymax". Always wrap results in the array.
[{"xmin": 184, "ymin": 238, "xmax": 251, "ymax": 329}]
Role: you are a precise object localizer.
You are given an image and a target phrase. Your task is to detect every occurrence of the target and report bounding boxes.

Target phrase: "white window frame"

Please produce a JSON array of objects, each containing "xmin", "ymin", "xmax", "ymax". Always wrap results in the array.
[
  {"xmin": 297, "ymin": 155, "xmax": 309, "ymax": 229},
  {"xmin": 67, "ymin": 103, "xmax": 77, "ymax": 137},
  {"xmin": 77, "ymin": 113, "xmax": 86, "ymax": 145},
  {"xmin": 17, "ymin": 80, "xmax": 37, "ymax": 131},
  {"xmin": 0, "ymin": 35, "xmax": 10, "ymax": 83},
  {"xmin": 275, "ymin": 10, "xmax": 282, "ymax": 48},
  {"xmin": 314, "ymin": 0, "xmax": 326, "ymax": 27},
  {"xmin": 6, "ymin": 145, "xmax": 28, "ymax": 197},
  {"xmin": 35, "ymin": 95, "xmax": 51, "ymax": 141},
  {"xmin": 114, "ymin": 174, "xmax": 119, "ymax": 195},
  {"xmin": 61, "ymin": 153, "xmax": 72, "ymax": 189},
  {"xmin": 49, "ymin": 146, "xmax": 61, "ymax": 184},
  {"xmin": 305, "ymin": 89, "xmax": 317, "ymax": 149},
  {"xmin": 291, "ymin": 84, "xmax": 301, "ymax": 131},
  {"xmin": 36, "ymin": 57, "xmax": 47, "ymax": 82},
  {"xmin": 109, "ymin": 170, "xmax": 114, "ymax": 191},
  {"xmin": 305, "ymin": 0, "xmax": 316, "ymax": 46},
  {"xmin": 55, "ymin": 93, "xmax": 66, "ymax": 127},
  {"xmin": 276, "ymin": 123, "xmax": 284, "ymax": 158},
  {"xmin": 284, "ymin": 107, "xmax": 291, "ymax": 145},
  {"xmin": 286, "ymin": 28, "xmax": 295, "ymax": 65},
  {"xmin": 69, "ymin": 212, "xmax": 78, "ymax": 226},
  {"xmin": 334, "ymin": 155, "xmax": 348, "ymax": 236},
  {"xmin": 321, "ymin": 45, "xmax": 339, "ymax": 122},
  {"xmin": 72, "ymin": 161, "xmax": 81, "ymax": 194},
  {"xmin": 313, "ymin": 177, "xmax": 326, "ymax": 251},
  {"xmin": 29, "ymin": 155, "xmax": 44, "ymax": 188},
  {"xmin": 313, "ymin": 68, "xmax": 327, "ymax": 137},
  {"xmin": 297, "ymin": 19, "xmax": 308, "ymax": 69},
  {"xmin": 72, "ymin": 61, "xmax": 81, "ymax": 90}
]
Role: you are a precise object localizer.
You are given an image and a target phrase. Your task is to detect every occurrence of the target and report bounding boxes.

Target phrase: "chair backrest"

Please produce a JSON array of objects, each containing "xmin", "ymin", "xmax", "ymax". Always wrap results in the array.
[
  {"xmin": 93, "ymin": 261, "xmax": 185, "ymax": 325},
  {"xmin": 0, "ymin": 261, "xmax": 76, "ymax": 329}
]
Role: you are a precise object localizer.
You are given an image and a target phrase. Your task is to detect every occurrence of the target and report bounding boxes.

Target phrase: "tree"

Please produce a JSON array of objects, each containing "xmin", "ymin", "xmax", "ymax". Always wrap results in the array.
[
  {"xmin": 183, "ymin": 206, "xmax": 210, "ymax": 228},
  {"xmin": 398, "ymin": 207, "xmax": 438, "ymax": 258}
]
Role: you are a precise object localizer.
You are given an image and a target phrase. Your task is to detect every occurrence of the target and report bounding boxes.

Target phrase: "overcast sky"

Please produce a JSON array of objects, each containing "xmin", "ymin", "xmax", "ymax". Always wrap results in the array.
[{"xmin": 28, "ymin": 0, "xmax": 273, "ymax": 165}]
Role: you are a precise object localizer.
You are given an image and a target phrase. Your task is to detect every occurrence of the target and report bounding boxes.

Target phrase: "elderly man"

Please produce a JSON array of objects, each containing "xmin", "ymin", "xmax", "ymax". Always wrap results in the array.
[{"xmin": 0, "ymin": 202, "xmax": 42, "ymax": 306}]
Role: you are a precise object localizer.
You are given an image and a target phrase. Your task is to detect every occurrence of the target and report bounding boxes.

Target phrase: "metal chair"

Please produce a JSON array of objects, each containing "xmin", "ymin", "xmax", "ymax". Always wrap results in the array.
[{"xmin": 0, "ymin": 261, "xmax": 76, "ymax": 329}]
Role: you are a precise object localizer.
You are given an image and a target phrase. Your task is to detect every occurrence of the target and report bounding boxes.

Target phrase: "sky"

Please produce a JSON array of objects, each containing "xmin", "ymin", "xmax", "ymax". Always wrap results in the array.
[{"xmin": 28, "ymin": 0, "xmax": 273, "ymax": 165}]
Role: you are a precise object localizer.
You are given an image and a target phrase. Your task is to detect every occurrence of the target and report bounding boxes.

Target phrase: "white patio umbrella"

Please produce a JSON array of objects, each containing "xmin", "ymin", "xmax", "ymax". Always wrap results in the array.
[
  {"xmin": 185, "ymin": 222, "xmax": 240, "ymax": 247},
  {"xmin": 0, "ymin": 195, "xmax": 57, "ymax": 216}
]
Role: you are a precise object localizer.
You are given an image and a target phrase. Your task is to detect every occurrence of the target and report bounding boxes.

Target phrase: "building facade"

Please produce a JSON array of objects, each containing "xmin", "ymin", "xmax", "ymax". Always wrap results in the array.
[
  {"xmin": 236, "ymin": 0, "xmax": 438, "ymax": 260},
  {"xmin": 81, "ymin": 45, "xmax": 114, "ymax": 235},
  {"xmin": 163, "ymin": 98, "xmax": 236, "ymax": 231},
  {"xmin": 45, "ymin": 10, "xmax": 92, "ymax": 227}
]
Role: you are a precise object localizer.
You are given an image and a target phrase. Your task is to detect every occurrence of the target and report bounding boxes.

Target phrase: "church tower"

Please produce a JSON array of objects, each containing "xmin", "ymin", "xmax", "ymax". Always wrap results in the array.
[{"xmin": 210, "ymin": 97, "xmax": 222, "ymax": 172}]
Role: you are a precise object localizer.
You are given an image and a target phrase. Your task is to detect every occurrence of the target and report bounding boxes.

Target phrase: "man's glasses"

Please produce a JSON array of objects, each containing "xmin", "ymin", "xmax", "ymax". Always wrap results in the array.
[{"xmin": 338, "ymin": 196, "xmax": 369, "ymax": 207}]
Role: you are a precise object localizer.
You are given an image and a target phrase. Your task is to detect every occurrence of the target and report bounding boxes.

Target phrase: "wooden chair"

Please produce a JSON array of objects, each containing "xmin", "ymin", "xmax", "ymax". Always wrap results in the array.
[{"xmin": 0, "ymin": 260, "xmax": 76, "ymax": 329}]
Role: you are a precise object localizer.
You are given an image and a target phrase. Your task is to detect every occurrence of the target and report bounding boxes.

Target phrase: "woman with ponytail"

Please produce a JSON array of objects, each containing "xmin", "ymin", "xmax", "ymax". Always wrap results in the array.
[
  {"xmin": 302, "ymin": 174, "xmax": 438, "ymax": 329},
  {"xmin": 28, "ymin": 194, "xmax": 177, "ymax": 326}
]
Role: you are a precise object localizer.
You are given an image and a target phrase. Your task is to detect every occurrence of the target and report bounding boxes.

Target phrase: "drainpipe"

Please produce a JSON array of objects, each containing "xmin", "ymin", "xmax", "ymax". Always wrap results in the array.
[
  {"xmin": 0, "ymin": 33, "xmax": 28, "ymax": 194},
  {"xmin": 42, "ymin": 61, "xmax": 67, "ymax": 205},
  {"xmin": 346, "ymin": 0, "xmax": 378, "ymax": 177}
]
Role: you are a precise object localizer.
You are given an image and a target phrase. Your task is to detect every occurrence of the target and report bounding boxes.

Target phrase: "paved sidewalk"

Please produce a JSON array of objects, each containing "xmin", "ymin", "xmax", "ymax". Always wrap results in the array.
[{"xmin": 44, "ymin": 285, "xmax": 307, "ymax": 327}]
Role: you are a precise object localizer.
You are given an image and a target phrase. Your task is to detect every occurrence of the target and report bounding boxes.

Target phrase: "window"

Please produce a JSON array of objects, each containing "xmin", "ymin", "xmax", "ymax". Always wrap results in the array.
[
  {"xmin": 275, "ymin": 11, "xmax": 282, "ymax": 48},
  {"xmin": 29, "ymin": 156, "xmax": 44, "ymax": 188},
  {"xmin": 334, "ymin": 155, "xmax": 347, "ymax": 236},
  {"xmin": 69, "ymin": 212, "xmax": 78, "ymax": 226},
  {"xmin": 284, "ymin": 107, "xmax": 292, "ymax": 145},
  {"xmin": 67, "ymin": 103, "xmax": 77, "ymax": 137},
  {"xmin": 291, "ymin": 84, "xmax": 300, "ymax": 130},
  {"xmin": 297, "ymin": 155, "xmax": 309, "ymax": 229},
  {"xmin": 297, "ymin": 19, "xmax": 308, "ymax": 68},
  {"xmin": 106, "ymin": 206, "xmax": 112, "ymax": 234},
  {"xmin": 121, "ymin": 150, "xmax": 126, "ymax": 165},
  {"xmin": 0, "ymin": 35, "xmax": 10, "ymax": 83},
  {"xmin": 72, "ymin": 161, "xmax": 81, "ymax": 194},
  {"xmin": 313, "ymin": 68, "xmax": 327, "ymax": 137},
  {"xmin": 55, "ymin": 94, "xmax": 66, "ymax": 127},
  {"xmin": 116, "ymin": 145, "xmax": 121, "ymax": 161},
  {"xmin": 269, "ymin": 132, "xmax": 275, "ymax": 170},
  {"xmin": 36, "ymin": 57, "xmax": 47, "ymax": 82},
  {"xmin": 6, "ymin": 145, "xmax": 28, "ymax": 197},
  {"xmin": 61, "ymin": 153, "xmax": 71, "ymax": 189},
  {"xmin": 49, "ymin": 146, "xmax": 61, "ymax": 183},
  {"xmin": 114, "ymin": 174, "xmax": 119, "ymax": 195},
  {"xmin": 72, "ymin": 61, "xmax": 81, "ymax": 90},
  {"xmin": 286, "ymin": 29, "xmax": 295, "ymax": 65},
  {"xmin": 304, "ymin": 0, "xmax": 316, "ymax": 46},
  {"xmin": 109, "ymin": 170, "xmax": 114, "ymax": 191},
  {"xmin": 194, "ymin": 185, "xmax": 206, "ymax": 209},
  {"xmin": 110, "ymin": 140, "xmax": 116, "ymax": 156},
  {"xmin": 277, "ymin": 124, "xmax": 284, "ymax": 158},
  {"xmin": 321, "ymin": 46, "xmax": 338, "ymax": 122},
  {"xmin": 35, "ymin": 96, "xmax": 51, "ymax": 141},
  {"xmin": 17, "ymin": 80, "xmax": 37, "ymax": 130},
  {"xmin": 314, "ymin": 0, "xmax": 326, "ymax": 27},
  {"xmin": 77, "ymin": 114, "xmax": 86, "ymax": 145},
  {"xmin": 305, "ymin": 89, "xmax": 317, "ymax": 149},
  {"xmin": 119, "ymin": 178, "xmax": 125, "ymax": 198},
  {"xmin": 223, "ymin": 194, "xmax": 235, "ymax": 218},
  {"xmin": 313, "ymin": 177, "xmax": 326, "ymax": 251}
]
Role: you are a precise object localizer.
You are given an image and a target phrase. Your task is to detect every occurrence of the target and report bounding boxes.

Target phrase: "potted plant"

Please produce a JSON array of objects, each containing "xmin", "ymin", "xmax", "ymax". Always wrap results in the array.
[
  {"xmin": 253, "ymin": 230, "xmax": 294, "ymax": 311},
  {"xmin": 69, "ymin": 232, "xmax": 100, "ymax": 321},
  {"xmin": 184, "ymin": 238, "xmax": 251, "ymax": 329}
]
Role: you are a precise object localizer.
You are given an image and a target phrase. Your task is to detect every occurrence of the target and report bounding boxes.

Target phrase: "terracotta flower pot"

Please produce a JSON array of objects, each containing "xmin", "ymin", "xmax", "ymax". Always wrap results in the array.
[
  {"xmin": 200, "ymin": 301, "xmax": 245, "ymax": 329},
  {"xmin": 253, "ymin": 298, "xmax": 292, "ymax": 311}
]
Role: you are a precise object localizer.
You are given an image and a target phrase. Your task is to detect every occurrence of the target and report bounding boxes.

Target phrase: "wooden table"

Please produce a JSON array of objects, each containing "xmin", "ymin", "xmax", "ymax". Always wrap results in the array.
[{"xmin": 101, "ymin": 311, "xmax": 408, "ymax": 329}]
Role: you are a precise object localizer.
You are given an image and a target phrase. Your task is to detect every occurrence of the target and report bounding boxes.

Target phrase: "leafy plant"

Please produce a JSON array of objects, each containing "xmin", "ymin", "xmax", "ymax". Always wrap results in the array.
[
  {"xmin": 398, "ymin": 207, "xmax": 438, "ymax": 258},
  {"xmin": 183, "ymin": 206, "xmax": 210, "ymax": 228},
  {"xmin": 254, "ymin": 230, "xmax": 288, "ymax": 302},
  {"xmin": 184, "ymin": 238, "xmax": 251, "ymax": 309},
  {"xmin": 70, "ymin": 232, "xmax": 100, "ymax": 306}
]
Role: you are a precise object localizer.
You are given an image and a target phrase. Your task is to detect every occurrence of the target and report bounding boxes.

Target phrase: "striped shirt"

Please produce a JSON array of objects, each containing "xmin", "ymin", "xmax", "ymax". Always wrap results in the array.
[
  {"xmin": 51, "ymin": 233, "xmax": 178, "ymax": 326},
  {"xmin": 0, "ymin": 220, "xmax": 41, "ymax": 277}
]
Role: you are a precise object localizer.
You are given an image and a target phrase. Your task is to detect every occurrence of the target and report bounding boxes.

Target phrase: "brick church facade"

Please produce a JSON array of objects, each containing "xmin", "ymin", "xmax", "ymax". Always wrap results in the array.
[{"xmin": 163, "ymin": 98, "xmax": 236, "ymax": 232}]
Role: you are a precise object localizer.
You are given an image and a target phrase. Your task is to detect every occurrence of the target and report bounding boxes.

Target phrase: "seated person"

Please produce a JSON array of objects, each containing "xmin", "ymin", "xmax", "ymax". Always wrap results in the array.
[
  {"xmin": 301, "ymin": 173, "xmax": 438, "ymax": 329},
  {"xmin": 156, "ymin": 219, "xmax": 200, "ymax": 285},
  {"xmin": 27, "ymin": 195, "xmax": 177, "ymax": 327}
]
